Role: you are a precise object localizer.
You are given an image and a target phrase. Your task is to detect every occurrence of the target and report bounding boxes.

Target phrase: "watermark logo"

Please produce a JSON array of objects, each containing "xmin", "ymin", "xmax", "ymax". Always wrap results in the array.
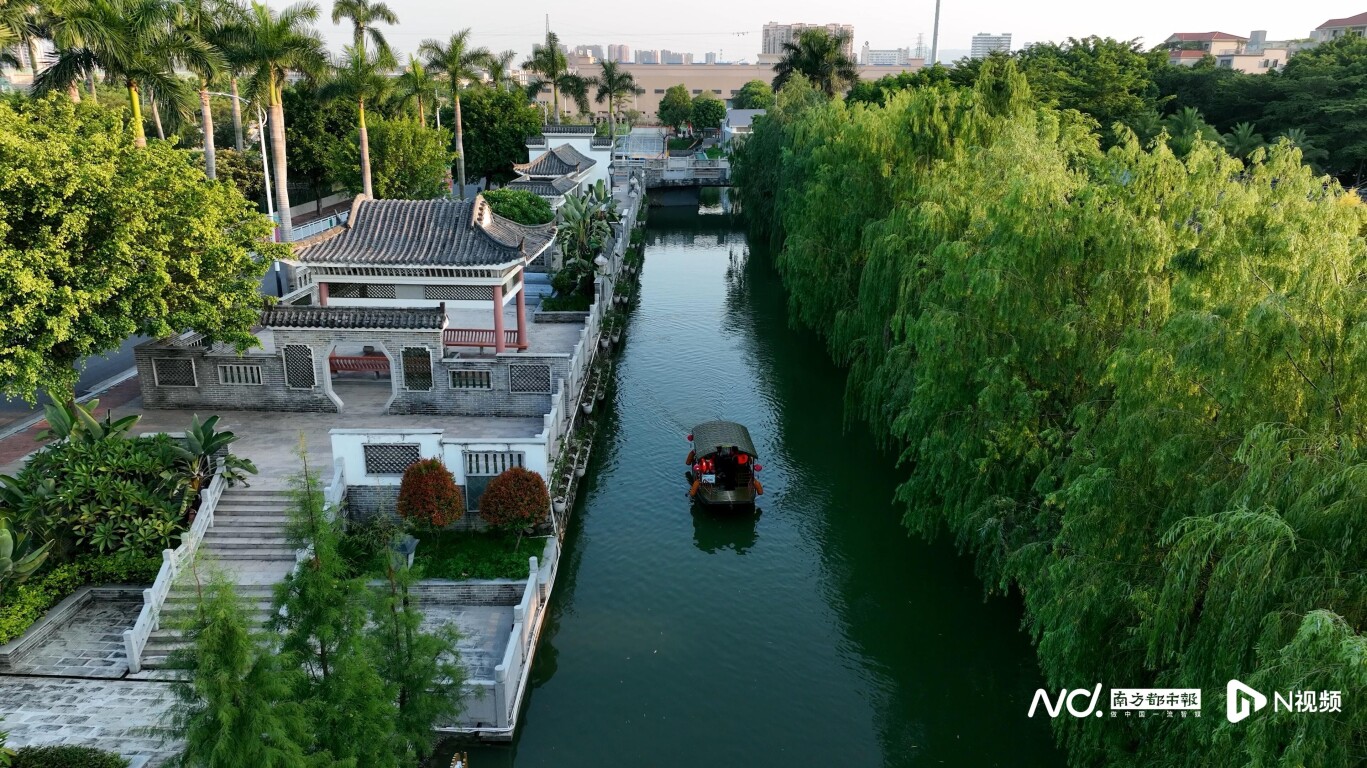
[
  {"xmin": 1227, "ymin": 680, "xmax": 1267, "ymax": 723},
  {"xmin": 1028, "ymin": 685, "xmax": 1103, "ymax": 718}
]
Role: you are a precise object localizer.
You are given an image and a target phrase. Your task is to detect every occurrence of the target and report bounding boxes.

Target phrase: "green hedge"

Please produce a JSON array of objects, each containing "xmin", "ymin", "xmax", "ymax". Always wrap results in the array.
[
  {"xmin": 0, "ymin": 552, "xmax": 161, "ymax": 644},
  {"xmin": 13, "ymin": 745, "xmax": 129, "ymax": 768}
]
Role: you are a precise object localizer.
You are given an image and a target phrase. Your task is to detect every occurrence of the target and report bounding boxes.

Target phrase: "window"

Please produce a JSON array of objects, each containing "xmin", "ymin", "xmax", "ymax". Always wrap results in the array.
[
  {"xmin": 424, "ymin": 284, "xmax": 495, "ymax": 302},
  {"xmin": 363, "ymin": 443, "xmax": 421, "ymax": 474},
  {"xmin": 283, "ymin": 344, "xmax": 316, "ymax": 389},
  {"xmin": 463, "ymin": 451, "xmax": 526, "ymax": 509},
  {"xmin": 712, "ymin": 89, "xmax": 721, "ymax": 94},
  {"xmin": 327, "ymin": 283, "xmax": 396, "ymax": 299},
  {"xmin": 451, "ymin": 370, "xmax": 493, "ymax": 389},
  {"xmin": 509, "ymin": 364, "xmax": 551, "ymax": 394},
  {"xmin": 217, "ymin": 363, "xmax": 263, "ymax": 385},
  {"xmin": 654, "ymin": 88, "xmax": 665, "ymax": 94},
  {"xmin": 691, "ymin": 89, "xmax": 701, "ymax": 95},
  {"xmin": 153, "ymin": 358, "xmax": 197, "ymax": 387},
  {"xmin": 401, "ymin": 347, "xmax": 433, "ymax": 391}
]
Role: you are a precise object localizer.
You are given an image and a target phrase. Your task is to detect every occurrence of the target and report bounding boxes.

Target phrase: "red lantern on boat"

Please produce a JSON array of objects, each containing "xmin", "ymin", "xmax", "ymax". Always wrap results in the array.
[
  {"xmin": 686, "ymin": 434, "xmax": 693, "ymax": 441},
  {"xmin": 754, "ymin": 464, "xmax": 763, "ymax": 472},
  {"xmin": 737, "ymin": 454, "xmax": 748, "ymax": 465}
]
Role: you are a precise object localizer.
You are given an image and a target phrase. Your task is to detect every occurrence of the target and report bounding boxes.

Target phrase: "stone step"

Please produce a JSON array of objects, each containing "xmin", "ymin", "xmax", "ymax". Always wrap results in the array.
[
  {"xmin": 202, "ymin": 530, "xmax": 291, "ymax": 542},
  {"xmin": 204, "ymin": 550, "xmax": 299, "ymax": 562},
  {"xmin": 214, "ymin": 500, "xmax": 291, "ymax": 511},
  {"xmin": 202, "ymin": 538, "xmax": 295, "ymax": 549}
]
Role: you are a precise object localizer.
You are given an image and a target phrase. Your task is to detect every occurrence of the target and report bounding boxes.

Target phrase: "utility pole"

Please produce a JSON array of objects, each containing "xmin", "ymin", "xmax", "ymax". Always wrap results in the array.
[{"xmin": 930, "ymin": 0, "xmax": 942, "ymax": 66}]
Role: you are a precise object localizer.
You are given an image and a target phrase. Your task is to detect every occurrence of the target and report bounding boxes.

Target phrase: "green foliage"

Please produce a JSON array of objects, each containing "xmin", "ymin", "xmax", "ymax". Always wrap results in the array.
[
  {"xmin": 732, "ymin": 79, "xmax": 775, "ymax": 110},
  {"xmin": 0, "ymin": 95, "xmax": 280, "ymax": 402},
  {"xmin": 1257, "ymin": 35, "xmax": 1367, "ymax": 182},
  {"xmin": 657, "ymin": 84, "xmax": 692, "ymax": 131},
  {"xmin": 539, "ymin": 294, "xmax": 591, "ymax": 312},
  {"xmin": 212, "ymin": 148, "xmax": 266, "ymax": 210},
  {"xmin": 481, "ymin": 188, "xmax": 554, "ymax": 225},
  {"xmin": 34, "ymin": 399, "xmax": 138, "ymax": 444},
  {"xmin": 846, "ymin": 65, "xmax": 952, "ymax": 106},
  {"xmin": 11, "ymin": 745, "xmax": 129, "ymax": 768},
  {"xmin": 736, "ymin": 58, "xmax": 1367, "ymax": 767},
  {"xmin": 690, "ymin": 93, "xmax": 726, "ymax": 131},
  {"xmin": 477, "ymin": 468, "xmax": 549, "ymax": 532},
  {"xmin": 0, "ymin": 517, "xmax": 51, "ymax": 592},
  {"xmin": 453, "ymin": 86, "xmax": 541, "ymax": 183},
  {"xmin": 0, "ymin": 551, "xmax": 161, "ymax": 644},
  {"xmin": 395, "ymin": 459, "xmax": 464, "ymax": 528},
  {"xmin": 0, "ymin": 716, "xmax": 11, "ymax": 767},
  {"xmin": 772, "ymin": 28, "xmax": 857, "ymax": 98},
  {"xmin": 166, "ymin": 578, "xmax": 319, "ymax": 768},
  {"xmin": 326, "ymin": 116, "xmax": 452, "ymax": 199}
]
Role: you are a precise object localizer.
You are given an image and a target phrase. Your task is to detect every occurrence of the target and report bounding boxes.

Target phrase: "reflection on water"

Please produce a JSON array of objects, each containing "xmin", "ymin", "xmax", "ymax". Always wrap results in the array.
[{"xmin": 691, "ymin": 507, "xmax": 760, "ymax": 555}]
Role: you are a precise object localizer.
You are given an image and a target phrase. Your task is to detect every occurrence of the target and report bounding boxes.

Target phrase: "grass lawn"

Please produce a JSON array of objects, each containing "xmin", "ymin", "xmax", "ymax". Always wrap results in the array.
[
  {"xmin": 347, "ymin": 528, "xmax": 540, "ymax": 581},
  {"xmin": 704, "ymin": 146, "xmax": 725, "ymax": 159}
]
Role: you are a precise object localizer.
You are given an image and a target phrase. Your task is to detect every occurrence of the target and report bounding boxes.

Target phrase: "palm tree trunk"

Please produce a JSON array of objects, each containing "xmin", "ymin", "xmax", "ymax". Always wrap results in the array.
[
  {"xmin": 269, "ymin": 94, "xmax": 294, "ymax": 240},
  {"xmin": 353, "ymin": 23, "xmax": 364, "ymax": 53},
  {"xmin": 150, "ymin": 97, "xmax": 165, "ymax": 141},
  {"xmin": 358, "ymin": 100, "xmax": 373, "ymax": 199},
  {"xmin": 553, "ymin": 83, "xmax": 560, "ymax": 124},
  {"xmin": 454, "ymin": 92, "xmax": 466, "ymax": 200},
  {"xmin": 417, "ymin": 97, "xmax": 425, "ymax": 129},
  {"xmin": 67, "ymin": 82, "xmax": 81, "ymax": 103},
  {"xmin": 87, "ymin": 74, "xmax": 97, "ymax": 100},
  {"xmin": 200, "ymin": 85, "xmax": 216, "ymax": 180},
  {"xmin": 127, "ymin": 83, "xmax": 146, "ymax": 147},
  {"xmin": 230, "ymin": 77, "xmax": 244, "ymax": 151}
]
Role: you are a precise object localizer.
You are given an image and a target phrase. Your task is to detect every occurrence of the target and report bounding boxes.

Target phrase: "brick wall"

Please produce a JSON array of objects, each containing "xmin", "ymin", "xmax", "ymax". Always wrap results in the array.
[{"xmin": 135, "ymin": 343, "xmax": 339, "ymax": 413}]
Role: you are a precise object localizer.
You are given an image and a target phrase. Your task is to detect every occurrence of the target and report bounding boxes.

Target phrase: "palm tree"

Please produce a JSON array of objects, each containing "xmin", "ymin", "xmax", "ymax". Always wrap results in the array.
[
  {"xmin": 329, "ymin": 0, "xmax": 394, "ymax": 57},
  {"xmin": 0, "ymin": 2, "xmax": 42, "ymax": 80},
  {"xmin": 38, "ymin": 0, "xmax": 215, "ymax": 147},
  {"xmin": 483, "ymin": 48, "xmax": 515, "ymax": 91},
  {"xmin": 1163, "ymin": 106, "xmax": 1220, "ymax": 157},
  {"xmin": 772, "ymin": 28, "xmax": 857, "ymax": 98},
  {"xmin": 0, "ymin": 26, "xmax": 21, "ymax": 72},
  {"xmin": 321, "ymin": 44, "xmax": 394, "ymax": 198},
  {"xmin": 178, "ymin": 0, "xmax": 238, "ymax": 179},
  {"xmin": 419, "ymin": 28, "xmax": 488, "ymax": 200},
  {"xmin": 395, "ymin": 54, "xmax": 433, "ymax": 127},
  {"xmin": 237, "ymin": 0, "xmax": 326, "ymax": 240},
  {"xmin": 1279, "ymin": 127, "xmax": 1329, "ymax": 169},
  {"xmin": 589, "ymin": 60, "xmax": 642, "ymax": 153},
  {"xmin": 522, "ymin": 30, "xmax": 588, "ymax": 124},
  {"xmin": 1222, "ymin": 122, "xmax": 1264, "ymax": 162}
]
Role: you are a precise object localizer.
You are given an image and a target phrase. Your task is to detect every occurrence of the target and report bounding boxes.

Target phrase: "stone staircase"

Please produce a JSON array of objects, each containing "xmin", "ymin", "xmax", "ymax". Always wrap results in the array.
[{"xmin": 138, "ymin": 488, "xmax": 298, "ymax": 670}]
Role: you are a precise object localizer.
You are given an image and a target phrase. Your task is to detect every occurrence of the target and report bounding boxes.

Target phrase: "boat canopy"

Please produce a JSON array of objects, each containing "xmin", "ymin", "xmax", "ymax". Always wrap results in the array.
[{"xmin": 691, "ymin": 421, "xmax": 758, "ymax": 458}]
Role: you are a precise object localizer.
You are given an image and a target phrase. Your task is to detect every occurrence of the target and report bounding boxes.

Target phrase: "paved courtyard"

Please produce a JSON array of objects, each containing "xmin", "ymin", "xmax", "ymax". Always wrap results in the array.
[
  {"xmin": 0, "ymin": 676, "xmax": 177, "ymax": 767},
  {"xmin": 7, "ymin": 596, "xmax": 140, "ymax": 678}
]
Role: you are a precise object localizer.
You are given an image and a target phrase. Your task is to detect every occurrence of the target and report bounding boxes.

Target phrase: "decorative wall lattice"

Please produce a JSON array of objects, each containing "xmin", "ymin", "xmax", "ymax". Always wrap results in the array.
[
  {"xmin": 153, "ymin": 358, "xmax": 197, "ymax": 387},
  {"xmin": 363, "ymin": 443, "xmax": 421, "ymax": 474},
  {"xmin": 217, "ymin": 363, "xmax": 263, "ymax": 385},
  {"xmin": 283, "ymin": 344, "xmax": 316, "ymax": 389},
  {"xmin": 423, "ymin": 284, "xmax": 495, "ymax": 302},
  {"xmin": 509, "ymin": 364, "xmax": 551, "ymax": 394},
  {"xmin": 328, "ymin": 283, "xmax": 397, "ymax": 299},
  {"xmin": 450, "ymin": 370, "xmax": 493, "ymax": 389},
  {"xmin": 464, "ymin": 451, "xmax": 525, "ymax": 476},
  {"xmin": 401, "ymin": 347, "xmax": 433, "ymax": 391}
]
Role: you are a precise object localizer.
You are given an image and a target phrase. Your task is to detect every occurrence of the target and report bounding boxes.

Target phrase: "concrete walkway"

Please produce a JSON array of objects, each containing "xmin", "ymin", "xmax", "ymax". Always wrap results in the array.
[{"xmin": 0, "ymin": 676, "xmax": 178, "ymax": 767}]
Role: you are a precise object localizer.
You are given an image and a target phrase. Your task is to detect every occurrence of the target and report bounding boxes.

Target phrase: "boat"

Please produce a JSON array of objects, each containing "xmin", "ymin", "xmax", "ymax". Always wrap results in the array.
[{"xmin": 684, "ymin": 420, "xmax": 764, "ymax": 508}]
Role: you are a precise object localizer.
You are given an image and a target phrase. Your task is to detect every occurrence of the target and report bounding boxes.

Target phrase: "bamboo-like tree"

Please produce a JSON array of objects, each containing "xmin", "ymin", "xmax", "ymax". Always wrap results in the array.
[
  {"xmin": 772, "ymin": 28, "xmax": 857, "ymax": 98},
  {"xmin": 236, "ymin": 0, "xmax": 326, "ymax": 240},
  {"xmin": 394, "ymin": 54, "xmax": 433, "ymax": 127},
  {"xmin": 328, "ymin": 0, "xmax": 394, "ymax": 57},
  {"xmin": 37, "ymin": 0, "xmax": 216, "ymax": 146},
  {"xmin": 419, "ymin": 28, "xmax": 488, "ymax": 200},
  {"xmin": 589, "ymin": 59, "xmax": 642, "ymax": 150},
  {"xmin": 320, "ymin": 44, "xmax": 394, "ymax": 199},
  {"xmin": 522, "ymin": 30, "xmax": 587, "ymax": 124}
]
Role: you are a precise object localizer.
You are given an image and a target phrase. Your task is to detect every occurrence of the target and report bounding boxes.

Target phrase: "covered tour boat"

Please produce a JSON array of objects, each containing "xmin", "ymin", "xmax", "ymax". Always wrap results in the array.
[{"xmin": 685, "ymin": 421, "xmax": 764, "ymax": 508}]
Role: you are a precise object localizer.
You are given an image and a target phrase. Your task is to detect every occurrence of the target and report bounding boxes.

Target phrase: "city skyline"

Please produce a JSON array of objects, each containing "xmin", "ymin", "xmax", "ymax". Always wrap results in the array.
[{"xmin": 309, "ymin": 0, "xmax": 1327, "ymax": 65}]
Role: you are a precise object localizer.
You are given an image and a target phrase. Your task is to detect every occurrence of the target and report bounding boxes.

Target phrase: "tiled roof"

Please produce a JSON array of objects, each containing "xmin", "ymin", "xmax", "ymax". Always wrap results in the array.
[
  {"xmin": 541, "ymin": 125, "xmax": 596, "ymax": 135},
  {"xmin": 1318, "ymin": 12, "xmax": 1367, "ymax": 28},
  {"xmin": 260, "ymin": 305, "xmax": 446, "ymax": 330},
  {"xmin": 508, "ymin": 175, "xmax": 580, "ymax": 197},
  {"xmin": 294, "ymin": 196, "xmax": 555, "ymax": 267},
  {"xmin": 1167, "ymin": 31, "xmax": 1247, "ymax": 41},
  {"xmin": 512, "ymin": 144, "xmax": 596, "ymax": 178}
]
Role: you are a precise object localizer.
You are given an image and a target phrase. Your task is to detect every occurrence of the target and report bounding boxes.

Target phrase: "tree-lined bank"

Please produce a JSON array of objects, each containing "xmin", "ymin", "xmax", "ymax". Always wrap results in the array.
[{"xmin": 734, "ymin": 64, "xmax": 1367, "ymax": 767}]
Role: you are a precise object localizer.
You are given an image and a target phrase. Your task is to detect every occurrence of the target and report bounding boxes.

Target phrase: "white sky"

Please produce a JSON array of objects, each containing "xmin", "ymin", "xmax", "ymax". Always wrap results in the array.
[{"xmin": 315, "ymin": 0, "xmax": 1335, "ymax": 63}]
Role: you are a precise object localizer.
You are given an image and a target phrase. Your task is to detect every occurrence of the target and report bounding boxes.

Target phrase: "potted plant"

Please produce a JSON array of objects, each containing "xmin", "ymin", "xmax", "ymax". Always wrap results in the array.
[{"xmin": 552, "ymin": 496, "xmax": 567, "ymax": 514}]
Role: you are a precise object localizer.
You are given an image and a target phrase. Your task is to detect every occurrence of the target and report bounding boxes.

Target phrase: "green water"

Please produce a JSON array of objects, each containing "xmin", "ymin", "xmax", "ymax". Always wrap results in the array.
[{"xmin": 464, "ymin": 206, "xmax": 1061, "ymax": 767}]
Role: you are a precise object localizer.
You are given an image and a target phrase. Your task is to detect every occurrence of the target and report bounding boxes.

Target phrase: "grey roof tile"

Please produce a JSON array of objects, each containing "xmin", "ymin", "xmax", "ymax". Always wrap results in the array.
[
  {"xmin": 512, "ymin": 144, "xmax": 596, "ymax": 178},
  {"xmin": 294, "ymin": 196, "xmax": 555, "ymax": 266},
  {"xmin": 260, "ymin": 305, "xmax": 446, "ymax": 330},
  {"xmin": 507, "ymin": 175, "xmax": 580, "ymax": 196}
]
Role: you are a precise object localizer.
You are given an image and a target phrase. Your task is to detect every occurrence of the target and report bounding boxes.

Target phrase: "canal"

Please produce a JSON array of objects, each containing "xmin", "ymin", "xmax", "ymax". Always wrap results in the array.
[{"xmin": 467, "ymin": 203, "xmax": 1061, "ymax": 767}]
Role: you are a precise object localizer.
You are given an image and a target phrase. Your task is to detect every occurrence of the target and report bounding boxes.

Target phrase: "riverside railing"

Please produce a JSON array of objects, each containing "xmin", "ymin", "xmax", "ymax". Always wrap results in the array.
[
  {"xmin": 290, "ymin": 210, "xmax": 350, "ymax": 241},
  {"xmin": 492, "ymin": 553, "xmax": 549, "ymax": 730},
  {"xmin": 123, "ymin": 460, "xmax": 226, "ymax": 674}
]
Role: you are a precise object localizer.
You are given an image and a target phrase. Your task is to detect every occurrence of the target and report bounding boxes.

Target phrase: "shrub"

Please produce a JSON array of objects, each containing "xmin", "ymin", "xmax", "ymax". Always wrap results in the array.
[
  {"xmin": 0, "ymin": 552, "xmax": 161, "ymax": 644},
  {"xmin": 482, "ymin": 188, "xmax": 554, "ymax": 225},
  {"xmin": 478, "ymin": 467, "xmax": 549, "ymax": 531},
  {"xmin": 396, "ymin": 459, "xmax": 465, "ymax": 528},
  {"xmin": 12, "ymin": 745, "xmax": 129, "ymax": 768}
]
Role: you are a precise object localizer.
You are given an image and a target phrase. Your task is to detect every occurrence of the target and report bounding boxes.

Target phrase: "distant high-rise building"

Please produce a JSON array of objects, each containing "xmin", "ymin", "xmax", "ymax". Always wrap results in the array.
[
  {"xmin": 970, "ymin": 32, "xmax": 1012, "ymax": 59},
  {"xmin": 575, "ymin": 44, "xmax": 604, "ymax": 61},
  {"xmin": 607, "ymin": 43, "xmax": 632, "ymax": 62},
  {"xmin": 660, "ymin": 49, "xmax": 692, "ymax": 65},
  {"xmin": 762, "ymin": 22, "xmax": 855, "ymax": 60},
  {"xmin": 705, "ymin": 51, "xmax": 717, "ymax": 64},
  {"xmin": 635, "ymin": 49, "xmax": 659, "ymax": 64},
  {"xmin": 860, "ymin": 41, "xmax": 913, "ymax": 66}
]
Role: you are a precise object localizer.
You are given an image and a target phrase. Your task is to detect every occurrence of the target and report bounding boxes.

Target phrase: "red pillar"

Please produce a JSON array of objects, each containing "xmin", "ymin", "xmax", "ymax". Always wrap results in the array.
[
  {"xmin": 493, "ymin": 283, "xmax": 506, "ymax": 354},
  {"xmin": 319, "ymin": 282, "xmax": 329, "ymax": 307},
  {"xmin": 515, "ymin": 274, "xmax": 527, "ymax": 352}
]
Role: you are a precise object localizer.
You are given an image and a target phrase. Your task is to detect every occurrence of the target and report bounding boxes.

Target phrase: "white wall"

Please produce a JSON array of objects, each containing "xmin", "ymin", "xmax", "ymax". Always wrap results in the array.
[{"xmin": 331, "ymin": 428, "xmax": 550, "ymax": 488}]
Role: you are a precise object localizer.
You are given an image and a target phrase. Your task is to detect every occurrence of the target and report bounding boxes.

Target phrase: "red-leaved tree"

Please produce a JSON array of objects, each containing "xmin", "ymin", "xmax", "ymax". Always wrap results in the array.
[
  {"xmin": 396, "ymin": 459, "xmax": 465, "ymax": 527},
  {"xmin": 478, "ymin": 467, "xmax": 549, "ymax": 532}
]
